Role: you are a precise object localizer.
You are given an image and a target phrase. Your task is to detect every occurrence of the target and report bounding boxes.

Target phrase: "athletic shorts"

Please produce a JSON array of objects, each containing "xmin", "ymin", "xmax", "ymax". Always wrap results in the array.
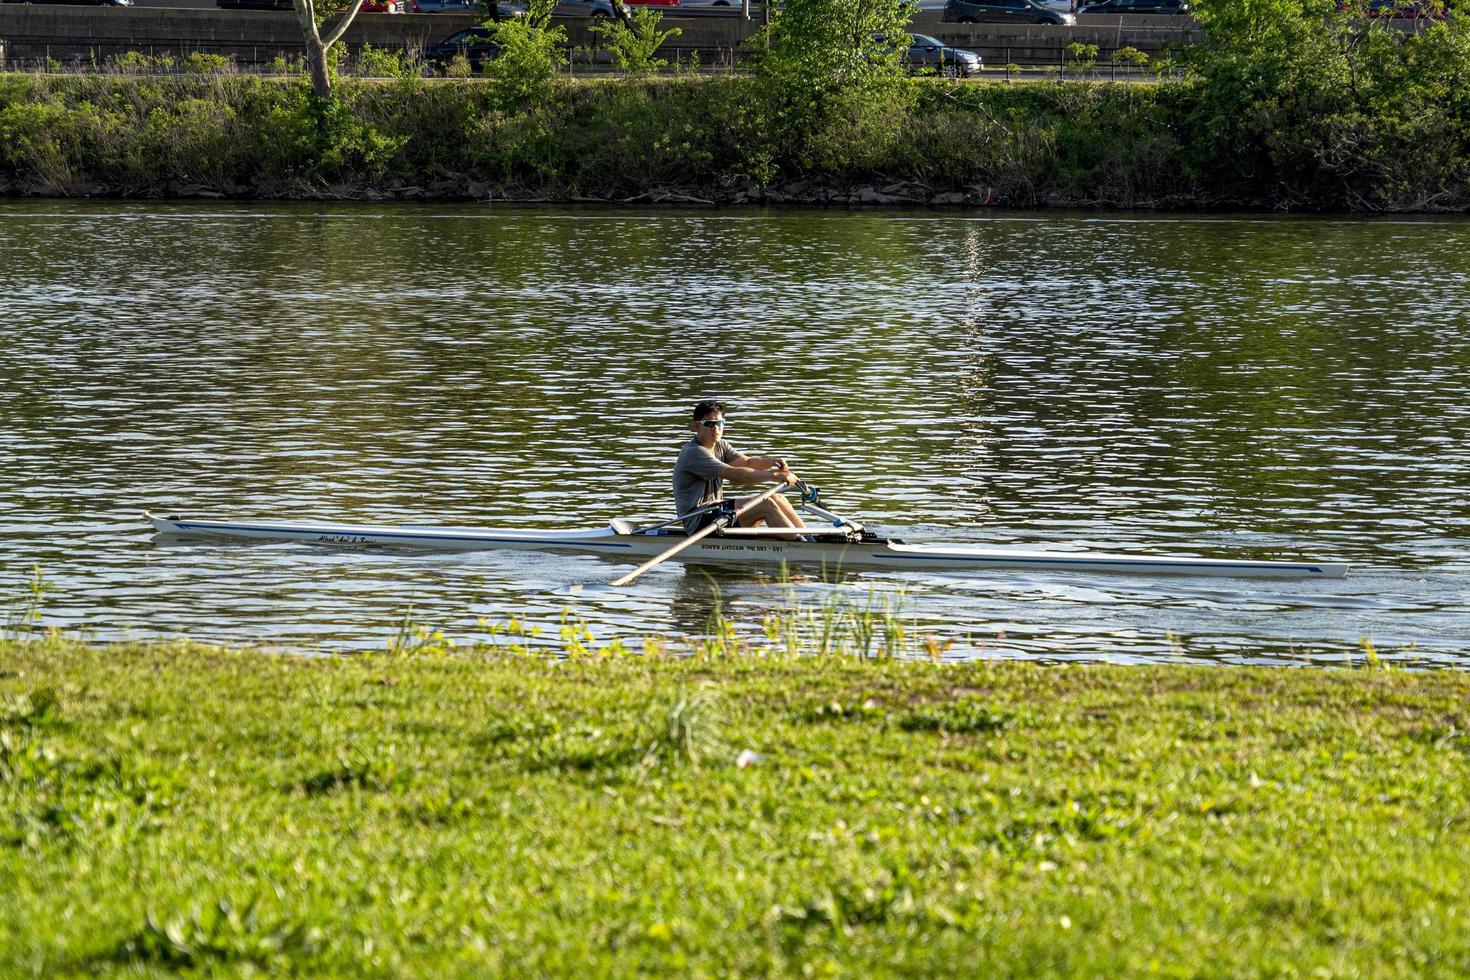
[{"xmin": 685, "ymin": 500, "xmax": 737, "ymax": 535}]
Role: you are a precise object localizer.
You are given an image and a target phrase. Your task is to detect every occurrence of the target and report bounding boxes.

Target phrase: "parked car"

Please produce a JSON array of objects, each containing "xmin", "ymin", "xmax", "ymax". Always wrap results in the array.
[
  {"xmin": 552, "ymin": 0, "xmax": 618, "ymax": 16},
  {"xmin": 413, "ymin": 0, "xmax": 525, "ymax": 14},
  {"xmin": 423, "ymin": 25, "xmax": 500, "ymax": 72},
  {"xmin": 359, "ymin": 0, "xmax": 404, "ymax": 11},
  {"xmin": 1334, "ymin": 0, "xmax": 1445, "ymax": 16},
  {"xmin": 216, "ymin": 0, "xmax": 290, "ymax": 9},
  {"xmin": 879, "ymin": 33, "xmax": 983, "ymax": 77},
  {"xmin": 943, "ymin": 0, "xmax": 1076, "ymax": 23},
  {"xmin": 1077, "ymin": 0, "xmax": 1188, "ymax": 13}
]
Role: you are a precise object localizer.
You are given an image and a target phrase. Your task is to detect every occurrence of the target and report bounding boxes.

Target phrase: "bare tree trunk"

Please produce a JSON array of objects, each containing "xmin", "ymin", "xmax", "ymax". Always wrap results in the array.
[
  {"xmin": 305, "ymin": 35, "xmax": 332, "ymax": 99},
  {"xmin": 292, "ymin": 0, "xmax": 366, "ymax": 102}
]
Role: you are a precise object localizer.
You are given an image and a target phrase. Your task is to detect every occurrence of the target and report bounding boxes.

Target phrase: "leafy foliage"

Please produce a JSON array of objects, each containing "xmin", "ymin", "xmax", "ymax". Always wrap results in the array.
[
  {"xmin": 183, "ymin": 52, "xmax": 234, "ymax": 75},
  {"xmin": 484, "ymin": 0, "xmax": 567, "ymax": 109},
  {"xmin": 0, "ymin": 52, "xmax": 1467, "ymax": 210},
  {"xmin": 353, "ymin": 43, "xmax": 415, "ymax": 79},
  {"xmin": 757, "ymin": 0, "xmax": 911, "ymax": 99},
  {"xmin": 1184, "ymin": 0, "xmax": 1470, "ymax": 208},
  {"xmin": 589, "ymin": 7, "xmax": 683, "ymax": 74}
]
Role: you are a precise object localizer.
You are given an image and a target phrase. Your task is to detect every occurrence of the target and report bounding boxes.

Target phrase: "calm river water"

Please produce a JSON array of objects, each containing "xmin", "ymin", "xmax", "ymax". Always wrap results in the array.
[{"xmin": 2, "ymin": 202, "xmax": 1467, "ymax": 665}]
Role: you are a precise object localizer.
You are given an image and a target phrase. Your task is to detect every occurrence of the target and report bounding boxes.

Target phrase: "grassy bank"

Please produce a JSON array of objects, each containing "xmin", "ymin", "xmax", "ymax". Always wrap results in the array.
[
  {"xmin": 1, "ymin": 65, "xmax": 1467, "ymax": 211},
  {"xmin": 3, "ymin": 637, "xmax": 1468, "ymax": 975},
  {"xmin": 0, "ymin": 73, "xmax": 1190, "ymax": 208}
]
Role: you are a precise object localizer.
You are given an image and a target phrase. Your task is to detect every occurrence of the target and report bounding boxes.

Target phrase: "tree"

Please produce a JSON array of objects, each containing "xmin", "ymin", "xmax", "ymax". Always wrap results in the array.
[
  {"xmin": 752, "ymin": 0, "xmax": 915, "ymax": 176},
  {"xmin": 292, "ymin": 0, "xmax": 365, "ymax": 100},
  {"xmin": 758, "ymin": 0, "xmax": 911, "ymax": 102},
  {"xmin": 1184, "ymin": 0, "xmax": 1470, "ymax": 208}
]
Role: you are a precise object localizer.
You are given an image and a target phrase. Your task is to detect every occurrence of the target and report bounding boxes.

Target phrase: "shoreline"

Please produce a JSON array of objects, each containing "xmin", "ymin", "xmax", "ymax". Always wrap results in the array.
[{"xmin": 4, "ymin": 73, "xmax": 1468, "ymax": 214}]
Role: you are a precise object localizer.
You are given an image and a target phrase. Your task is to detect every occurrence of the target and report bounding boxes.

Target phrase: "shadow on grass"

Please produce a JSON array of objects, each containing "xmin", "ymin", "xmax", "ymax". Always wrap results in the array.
[{"xmin": 104, "ymin": 897, "xmax": 319, "ymax": 972}]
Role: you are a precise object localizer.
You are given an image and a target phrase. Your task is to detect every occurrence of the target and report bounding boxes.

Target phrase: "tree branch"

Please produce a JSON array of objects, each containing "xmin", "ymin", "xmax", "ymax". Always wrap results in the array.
[
  {"xmin": 294, "ymin": 0, "xmax": 321, "ymax": 44},
  {"xmin": 323, "ymin": 1, "xmax": 366, "ymax": 49}
]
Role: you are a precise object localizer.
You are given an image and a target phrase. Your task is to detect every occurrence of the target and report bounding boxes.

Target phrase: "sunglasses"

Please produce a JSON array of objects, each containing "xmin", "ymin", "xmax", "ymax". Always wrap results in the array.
[{"xmin": 698, "ymin": 418, "xmax": 729, "ymax": 428}]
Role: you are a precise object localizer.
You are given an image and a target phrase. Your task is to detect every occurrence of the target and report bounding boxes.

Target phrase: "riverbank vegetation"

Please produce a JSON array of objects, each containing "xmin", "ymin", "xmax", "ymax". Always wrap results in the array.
[
  {"xmin": 1, "ymin": 0, "xmax": 1468, "ymax": 209},
  {"xmin": 2, "ymin": 635, "xmax": 1468, "ymax": 973}
]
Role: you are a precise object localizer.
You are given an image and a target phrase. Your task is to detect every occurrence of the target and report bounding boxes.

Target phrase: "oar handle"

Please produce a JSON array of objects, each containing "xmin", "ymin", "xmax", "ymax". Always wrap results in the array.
[{"xmin": 608, "ymin": 480, "xmax": 792, "ymax": 588}]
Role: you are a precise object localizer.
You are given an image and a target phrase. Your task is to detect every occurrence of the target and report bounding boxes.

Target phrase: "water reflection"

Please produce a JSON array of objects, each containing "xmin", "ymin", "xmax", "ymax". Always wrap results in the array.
[{"xmin": 2, "ymin": 202, "xmax": 1468, "ymax": 665}]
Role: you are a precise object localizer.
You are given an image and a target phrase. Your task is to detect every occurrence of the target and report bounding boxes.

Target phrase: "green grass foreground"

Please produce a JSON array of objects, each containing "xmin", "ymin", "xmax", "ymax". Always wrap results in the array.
[{"xmin": 3, "ymin": 638, "xmax": 1469, "ymax": 975}]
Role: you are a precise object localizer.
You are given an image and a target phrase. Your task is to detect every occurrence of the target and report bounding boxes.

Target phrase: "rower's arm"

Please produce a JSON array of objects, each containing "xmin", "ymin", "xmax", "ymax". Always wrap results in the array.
[
  {"xmin": 735, "ymin": 454, "xmax": 786, "ymax": 470},
  {"xmin": 718, "ymin": 464, "xmax": 796, "ymax": 486}
]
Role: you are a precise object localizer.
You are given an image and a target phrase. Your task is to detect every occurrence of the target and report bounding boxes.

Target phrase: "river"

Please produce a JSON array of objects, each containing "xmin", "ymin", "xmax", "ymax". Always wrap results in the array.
[{"xmin": 2, "ymin": 201, "xmax": 1466, "ymax": 665}]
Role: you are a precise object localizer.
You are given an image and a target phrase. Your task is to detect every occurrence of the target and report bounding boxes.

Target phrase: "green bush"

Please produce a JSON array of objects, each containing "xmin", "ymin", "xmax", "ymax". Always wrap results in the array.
[
  {"xmin": 444, "ymin": 53, "xmax": 473, "ymax": 79},
  {"xmin": 183, "ymin": 52, "xmax": 233, "ymax": 75},
  {"xmin": 1183, "ymin": 0, "xmax": 1470, "ymax": 208},
  {"xmin": 264, "ymin": 55, "xmax": 306, "ymax": 75},
  {"xmin": 483, "ymin": 0, "xmax": 566, "ymax": 109},
  {"xmin": 354, "ymin": 43, "xmax": 412, "ymax": 79},
  {"xmin": 111, "ymin": 51, "xmax": 176, "ymax": 74},
  {"xmin": 1066, "ymin": 41, "xmax": 1100, "ymax": 75},
  {"xmin": 1113, "ymin": 45, "xmax": 1150, "ymax": 67},
  {"xmin": 588, "ymin": 7, "xmax": 682, "ymax": 75}
]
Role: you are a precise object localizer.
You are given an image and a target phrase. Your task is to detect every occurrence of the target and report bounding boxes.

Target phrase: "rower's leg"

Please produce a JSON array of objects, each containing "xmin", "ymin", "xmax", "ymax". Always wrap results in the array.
[
  {"xmin": 772, "ymin": 494, "xmax": 807, "ymax": 529},
  {"xmin": 732, "ymin": 496, "xmax": 804, "ymax": 539}
]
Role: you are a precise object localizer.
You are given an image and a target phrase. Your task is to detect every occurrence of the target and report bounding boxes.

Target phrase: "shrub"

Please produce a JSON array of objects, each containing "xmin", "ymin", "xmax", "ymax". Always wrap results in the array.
[
  {"xmin": 264, "ymin": 55, "xmax": 306, "ymax": 75},
  {"xmin": 444, "ymin": 53, "xmax": 473, "ymax": 79},
  {"xmin": 183, "ymin": 53, "xmax": 233, "ymax": 75},
  {"xmin": 588, "ymin": 7, "xmax": 682, "ymax": 75},
  {"xmin": 1113, "ymin": 45, "xmax": 1150, "ymax": 67},
  {"xmin": 111, "ymin": 51, "xmax": 176, "ymax": 74},
  {"xmin": 1184, "ymin": 0, "xmax": 1470, "ymax": 209},
  {"xmin": 1066, "ymin": 41, "xmax": 1100, "ymax": 75},
  {"xmin": 483, "ymin": 0, "xmax": 566, "ymax": 109},
  {"xmin": 355, "ymin": 43, "xmax": 411, "ymax": 78}
]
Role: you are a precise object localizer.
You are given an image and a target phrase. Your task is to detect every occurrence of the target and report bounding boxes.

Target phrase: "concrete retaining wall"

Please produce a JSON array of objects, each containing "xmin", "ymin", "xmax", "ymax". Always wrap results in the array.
[{"xmin": 0, "ymin": 5, "xmax": 1193, "ymax": 66}]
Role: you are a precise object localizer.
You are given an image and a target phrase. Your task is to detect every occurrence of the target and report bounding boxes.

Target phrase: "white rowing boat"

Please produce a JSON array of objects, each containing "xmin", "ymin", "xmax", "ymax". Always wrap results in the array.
[{"xmin": 145, "ymin": 500, "xmax": 1349, "ymax": 579}]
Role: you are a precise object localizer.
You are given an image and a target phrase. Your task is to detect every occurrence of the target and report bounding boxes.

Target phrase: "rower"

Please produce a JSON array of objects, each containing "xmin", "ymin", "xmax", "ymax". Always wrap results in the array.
[{"xmin": 672, "ymin": 400, "xmax": 806, "ymax": 538}]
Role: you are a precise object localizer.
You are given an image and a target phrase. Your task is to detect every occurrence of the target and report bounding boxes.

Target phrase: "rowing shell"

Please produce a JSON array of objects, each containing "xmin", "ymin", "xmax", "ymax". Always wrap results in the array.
[{"xmin": 145, "ymin": 513, "xmax": 1349, "ymax": 579}]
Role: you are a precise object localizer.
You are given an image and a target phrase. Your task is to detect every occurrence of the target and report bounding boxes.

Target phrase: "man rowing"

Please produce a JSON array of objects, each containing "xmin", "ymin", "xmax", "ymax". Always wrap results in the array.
[{"xmin": 673, "ymin": 400, "xmax": 806, "ymax": 537}]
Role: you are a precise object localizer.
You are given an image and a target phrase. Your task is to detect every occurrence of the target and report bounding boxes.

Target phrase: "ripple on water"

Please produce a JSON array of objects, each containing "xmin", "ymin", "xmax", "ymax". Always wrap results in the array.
[{"xmin": 2, "ymin": 203, "xmax": 1469, "ymax": 665}]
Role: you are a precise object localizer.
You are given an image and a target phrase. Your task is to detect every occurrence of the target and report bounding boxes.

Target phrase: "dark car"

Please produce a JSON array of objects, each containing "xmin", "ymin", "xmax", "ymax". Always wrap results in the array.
[
  {"xmin": 878, "ymin": 33, "xmax": 983, "ymax": 77},
  {"xmin": 1334, "ymin": 0, "xmax": 1445, "ymax": 16},
  {"xmin": 552, "ymin": 0, "xmax": 618, "ymax": 16},
  {"xmin": 424, "ymin": 26, "xmax": 501, "ymax": 72},
  {"xmin": 1077, "ymin": 0, "xmax": 1188, "ymax": 13},
  {"xmin": 413, "ymin": 0, "xmax": 525, "ymax": 13},
  {"xmin": 943, "ymin": 0, "xmax": 1076, "ymax": 23}
]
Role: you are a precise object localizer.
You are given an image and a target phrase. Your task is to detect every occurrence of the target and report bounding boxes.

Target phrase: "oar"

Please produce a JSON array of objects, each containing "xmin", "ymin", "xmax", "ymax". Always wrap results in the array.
[{"xmin": 605, "ymin": 481, "xmax": 793, "ymax": 588}]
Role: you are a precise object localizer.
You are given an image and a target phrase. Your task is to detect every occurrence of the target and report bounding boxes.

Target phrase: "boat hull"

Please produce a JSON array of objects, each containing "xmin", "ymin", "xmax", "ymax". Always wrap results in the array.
[{"xmin": 146, "ymin": 514, "xmax": 1349, "ymax": 579}]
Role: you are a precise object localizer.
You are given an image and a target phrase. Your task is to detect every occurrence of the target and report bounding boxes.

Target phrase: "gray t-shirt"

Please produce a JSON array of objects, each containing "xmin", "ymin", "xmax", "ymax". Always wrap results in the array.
[{"xmin": 673, "ymin": 437, "xmax": 740, "ymax": 533}]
